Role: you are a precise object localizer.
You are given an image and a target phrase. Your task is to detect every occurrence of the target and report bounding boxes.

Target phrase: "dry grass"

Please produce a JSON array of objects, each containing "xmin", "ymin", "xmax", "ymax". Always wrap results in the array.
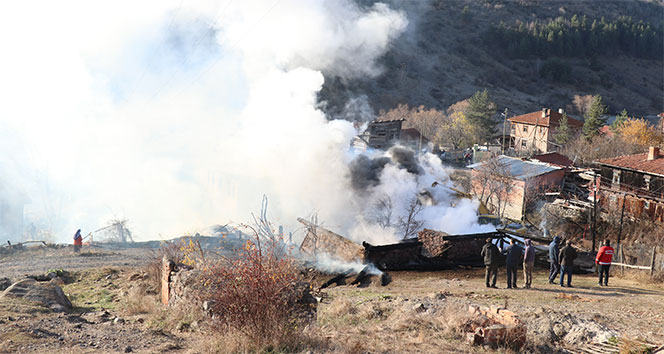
[
  {"xmin": 196, "ymin": 329, "xmax": 330, "ymax": 354},
  {"xmin": 121, "ymin": 284, "xmax": 157, "ymax": 316},
  {"xmin": 619, "ymin": 338, "xmax": 654, "ymax": 354},
  {"xmin": 316, "ymin": 292, "xmax": 488, "ymax": 353},
  {"xmin": 614, "ymin": 269, "xmax": 664, "ymax": 286},
  {"xmin": 147, "ymin": 300, "xmax": 203, "ymax": 333}
]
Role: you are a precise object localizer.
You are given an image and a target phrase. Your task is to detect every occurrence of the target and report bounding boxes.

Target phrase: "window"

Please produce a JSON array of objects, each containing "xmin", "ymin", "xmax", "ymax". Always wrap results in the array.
[
  {"xmin": 523, "ymin": 126, "xmax": 528, "ymax": 133},
  {"xmin": 612, "ymin": 170, "xmax": 621, "ymax": 186},
  {"xmin": 521, "ymin": 140, "xmax": 527, "ymax": 148},
  {"xmin": 645, "ymin": 200, "xmax": 651, "ymax": 210},
  {"xmin": 644, "ymin": 175, "xmax": 651, "ymax": 190}
]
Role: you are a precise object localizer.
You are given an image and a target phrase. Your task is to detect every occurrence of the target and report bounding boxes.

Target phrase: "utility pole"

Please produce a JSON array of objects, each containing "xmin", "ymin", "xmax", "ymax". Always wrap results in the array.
[
  {"xmin": 592, "ymin": 172, "xmax": 598, "ymax": 252},
  {"xmin": 616, "ymin": 193, "xmax": 626, "ymax": 249},
  {"xmin": 501, "ymin": 108, "xmax": 508, "ymax": 155}
]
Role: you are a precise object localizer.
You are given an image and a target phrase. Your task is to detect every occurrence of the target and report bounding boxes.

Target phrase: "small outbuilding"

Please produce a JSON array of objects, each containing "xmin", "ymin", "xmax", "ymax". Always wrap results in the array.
[{"xmin": 469, "ymin": 155, "xmax": 565, "ymax": 220}]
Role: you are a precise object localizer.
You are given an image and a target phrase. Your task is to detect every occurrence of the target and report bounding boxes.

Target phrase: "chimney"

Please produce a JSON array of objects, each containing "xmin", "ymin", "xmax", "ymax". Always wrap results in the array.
[
  {"xmin": 541, "ymin": 108, "xmax": 547, "ymax": 118},
  {"xmin": 648, "ymin": 146, "xmax": 660, "ymax": 161},
  {"xmin": 558, "ymin": 108, "xmax": 564, "ymax": 114}
]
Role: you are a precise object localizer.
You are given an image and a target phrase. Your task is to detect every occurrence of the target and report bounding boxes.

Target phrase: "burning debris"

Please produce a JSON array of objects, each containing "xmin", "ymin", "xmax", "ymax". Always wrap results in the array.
[{"xmin": 363, "ymin": 230, "xmax": 507, "ymax": 271}]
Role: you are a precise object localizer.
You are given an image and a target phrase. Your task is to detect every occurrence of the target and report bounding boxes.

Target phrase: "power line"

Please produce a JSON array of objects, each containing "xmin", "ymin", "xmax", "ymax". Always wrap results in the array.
[{"xmin": 148, "ymin": 0, "xmax": 235, "ymax": 100}]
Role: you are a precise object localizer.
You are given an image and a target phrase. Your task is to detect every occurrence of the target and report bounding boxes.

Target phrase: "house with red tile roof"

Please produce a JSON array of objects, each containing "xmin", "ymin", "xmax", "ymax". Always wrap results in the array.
[
  {"xmin": 596, "ymin": 147, "xmax": 664, "ymax": 223},
  {"xmin": 508, "ymin": 108, "xmax": 583, "ymax": 155}
]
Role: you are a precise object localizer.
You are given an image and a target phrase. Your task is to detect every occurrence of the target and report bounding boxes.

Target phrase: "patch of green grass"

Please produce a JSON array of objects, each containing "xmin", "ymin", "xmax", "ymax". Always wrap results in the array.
[{"xmin": 61, "ymin": 268, "xmax": 121, "ymax": 311}]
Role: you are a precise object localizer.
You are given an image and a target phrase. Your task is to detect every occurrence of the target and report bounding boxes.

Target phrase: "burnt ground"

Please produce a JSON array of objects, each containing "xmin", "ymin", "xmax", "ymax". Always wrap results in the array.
[{"xmin": 1, "ymin": 244, "xmax": 663, "ymax": 353}]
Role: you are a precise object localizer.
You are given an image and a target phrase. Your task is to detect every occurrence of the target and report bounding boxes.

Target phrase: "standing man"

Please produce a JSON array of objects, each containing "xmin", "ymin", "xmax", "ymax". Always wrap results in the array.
[
  {"xmin": 503, "ymin": 238, "xmax": 522, "ymax": 289},
  {"xmin": 73, "ymin": 229, "xmax": 83, "ymax": 252},
  {"xmin": 523, "ymin": 239, "xmax": 535, "ymax": 289},
  {"xmin": 595, "ymin": 239, "xmax": 614, "ymax": 286},
  {"xmin": 559, "ymin": 240, "xmax": 577, "ymax": 287},
  {"xmin": 481, "ymin": 238, "xmax": 499, "ymax": 288},
  {"xmin": 548, "ymin": 235, "xmax": 562, "ymax": 284}
]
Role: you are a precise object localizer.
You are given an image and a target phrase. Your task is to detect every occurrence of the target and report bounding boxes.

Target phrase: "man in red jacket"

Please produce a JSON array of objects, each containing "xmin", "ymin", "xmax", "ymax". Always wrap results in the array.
[{"xmin": 595, "ymin": 239, "xmax": 614, "ymax": 286}]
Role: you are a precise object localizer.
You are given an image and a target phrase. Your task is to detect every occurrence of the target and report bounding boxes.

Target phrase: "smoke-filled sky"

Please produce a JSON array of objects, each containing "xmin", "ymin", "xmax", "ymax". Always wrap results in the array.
[{"xmin": 0, "ymin": 0, "xmax": 490, "ymax": 243}]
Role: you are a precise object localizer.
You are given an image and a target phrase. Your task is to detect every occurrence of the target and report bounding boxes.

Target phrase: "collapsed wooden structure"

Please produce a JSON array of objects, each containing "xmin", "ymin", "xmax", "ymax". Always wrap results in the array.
[
  {"xmin": 298, "ymin": 217, "xmax": 547, "ymax": 271},
  {"xmin": 363, "ymin": 229, "xmax": 509, "ymax": 270}
]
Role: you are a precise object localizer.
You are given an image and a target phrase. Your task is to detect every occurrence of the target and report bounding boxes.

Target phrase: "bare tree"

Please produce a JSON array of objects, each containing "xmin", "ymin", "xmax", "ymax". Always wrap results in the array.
[
  {"xmin": 471, "ymin": 158, "xmax": 515, "ymax": 218},
  {"xmin": 561, "ymin": 134, "xmax": 641, "ymax": 166},
  {"xmin": 98, "ymin": 219, "xmax": 134, "ymax": 243},
  {"xmin": 398, "ymin": 198, "xmax": 424, "ymax": 239},
  {"xmin": 370, "ymin": 196, "xmax": 394, "ymax": 228},
  {"xmin": 571, "ymin": 94, "xmax": 594, "ymax": 117},
  {"xmin": 377, "ymin": 104, "xmax": 446, "ymax": 148}
]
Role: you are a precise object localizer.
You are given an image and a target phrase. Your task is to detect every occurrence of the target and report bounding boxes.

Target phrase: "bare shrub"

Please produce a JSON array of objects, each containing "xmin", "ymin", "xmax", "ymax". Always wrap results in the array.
[{"xmin": 198, "ymin": 230, "xmax": 309, "ymax": 351}]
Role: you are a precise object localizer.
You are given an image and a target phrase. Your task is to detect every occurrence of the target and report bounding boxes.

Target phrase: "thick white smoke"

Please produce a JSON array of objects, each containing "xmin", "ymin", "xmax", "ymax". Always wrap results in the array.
[{"xmin": 0, "ymin": 1, "xmax": 489, "ymax": 245}]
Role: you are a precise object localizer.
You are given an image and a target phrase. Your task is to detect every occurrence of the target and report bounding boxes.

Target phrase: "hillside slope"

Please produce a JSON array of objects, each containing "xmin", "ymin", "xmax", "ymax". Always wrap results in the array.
[{"xmin": 320, "ymin": 0, "xmax": 664, "ymax": 119}]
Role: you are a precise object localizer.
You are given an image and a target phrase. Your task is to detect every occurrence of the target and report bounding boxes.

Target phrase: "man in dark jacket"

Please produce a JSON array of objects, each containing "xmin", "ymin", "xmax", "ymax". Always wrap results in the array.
[
  {"xmin": 548, "ymin": 235, "xmax": 562, "ymax": 284},
  {"xmin": 503, "ymin": 238, "xmax": 522, "ymax": 289},
  {"xmin": 481, "ymin": 238, "xmax": 499, "ymax": 288},
  {"xmin": 559, "ymin": 240, "xmax": 578, "ymax": 287}
]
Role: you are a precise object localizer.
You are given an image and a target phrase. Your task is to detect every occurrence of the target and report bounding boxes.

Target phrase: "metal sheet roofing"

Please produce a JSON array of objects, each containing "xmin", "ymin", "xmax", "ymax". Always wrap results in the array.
[{"xmin": 468, "ymin": 155, "xmax": 561, "ymax": 180}]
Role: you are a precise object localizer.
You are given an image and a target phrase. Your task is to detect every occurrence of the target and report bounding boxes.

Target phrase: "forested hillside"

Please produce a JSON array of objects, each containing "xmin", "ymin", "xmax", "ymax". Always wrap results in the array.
[{"xmin": 320, "ymin": 0, "xmax": 664, "ymax": 120}]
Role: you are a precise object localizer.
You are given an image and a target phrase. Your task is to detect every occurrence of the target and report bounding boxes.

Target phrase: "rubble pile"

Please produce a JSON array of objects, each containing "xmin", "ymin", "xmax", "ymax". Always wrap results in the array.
[
  {"xmin": 465, "ymin": 304, "xmax": 526, "ymax": 348},
  {"xmin": 418, "ymin": 229, "xmax": 487, "ymax": 260}
]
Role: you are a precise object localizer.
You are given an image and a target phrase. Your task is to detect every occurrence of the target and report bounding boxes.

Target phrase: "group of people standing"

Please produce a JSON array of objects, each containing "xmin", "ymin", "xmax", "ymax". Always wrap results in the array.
[
  {"xmin": 481, "ymin": 238, "xmax": 535, "ymax": 289},
  {"xmin": 481, "ymin": 236, "xmax": 615, "ymax": 289}
]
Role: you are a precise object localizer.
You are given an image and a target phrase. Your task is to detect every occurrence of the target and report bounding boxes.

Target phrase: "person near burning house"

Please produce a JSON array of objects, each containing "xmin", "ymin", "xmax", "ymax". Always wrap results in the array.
[
  {"xmin": 548, "ymin": 235, "xmax": 562, "ymax": 284},
  {"xmin": 73, "ymin": 229, "xmax": 83, "ymax": 252},
  {"xmin": 595, "ymin": 239, "xmax": 614, "ymax": 286},
  {"xmin": 481, "ymin": 238, "xmax": 499, "ymax": 288},
  {"xmin": 523, "ymin": 239, "xmax": 535, "ymax": 289},
  {"xmin": 559, "ymin": 240, "xmax": 577, "ymax": 287},
  {"xmin": 503, "ymin": 238, "xmax": 522, "ymax": 289}
]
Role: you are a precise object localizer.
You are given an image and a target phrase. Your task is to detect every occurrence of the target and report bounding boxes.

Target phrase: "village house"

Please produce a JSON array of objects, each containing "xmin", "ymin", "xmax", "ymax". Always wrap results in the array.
[
  {"xmin": 596, "ymin": 146, "xmax": 664, "ymax": 223},
  {"xmin": 508, "ymin": 108, "xmax": 583, "ymax": 154},
  {"xmin": 468, "ymin": 155, "xmax": 565, "ymax": 221},
  {"xmin": 399, "ymin": 128, "xmax": 429, "ymax": 152},
  {"xmin": 352, "ymin": 119, "xmax": 430, "ymax": 153}
]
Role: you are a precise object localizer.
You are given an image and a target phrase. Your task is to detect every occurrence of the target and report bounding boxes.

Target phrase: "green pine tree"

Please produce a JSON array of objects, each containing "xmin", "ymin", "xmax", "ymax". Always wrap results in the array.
[
  {"xmin": 582, "ymin": 95, "xmax": 609, "ymax": 139},
  {"xmin": 466, "ymin": 89, "xmax": 497, "ymax": 144},
  {"xmin": 611, "ymin": 109, "xmax": 629, "ymax": 133},
  {"xmin": 553, "ymin": 112, "xmax": 572, "ymax": 146}
]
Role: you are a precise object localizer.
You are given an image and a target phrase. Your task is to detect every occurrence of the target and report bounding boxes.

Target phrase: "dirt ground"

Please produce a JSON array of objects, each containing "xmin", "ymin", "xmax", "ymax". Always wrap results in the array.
[
  {"xmin": 1, "ymin": 244, "xmax": 663, "ymax": 353},
  {"xmin": 0, "ymin": 244, "xmax": 150, "ymax": 280}
]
